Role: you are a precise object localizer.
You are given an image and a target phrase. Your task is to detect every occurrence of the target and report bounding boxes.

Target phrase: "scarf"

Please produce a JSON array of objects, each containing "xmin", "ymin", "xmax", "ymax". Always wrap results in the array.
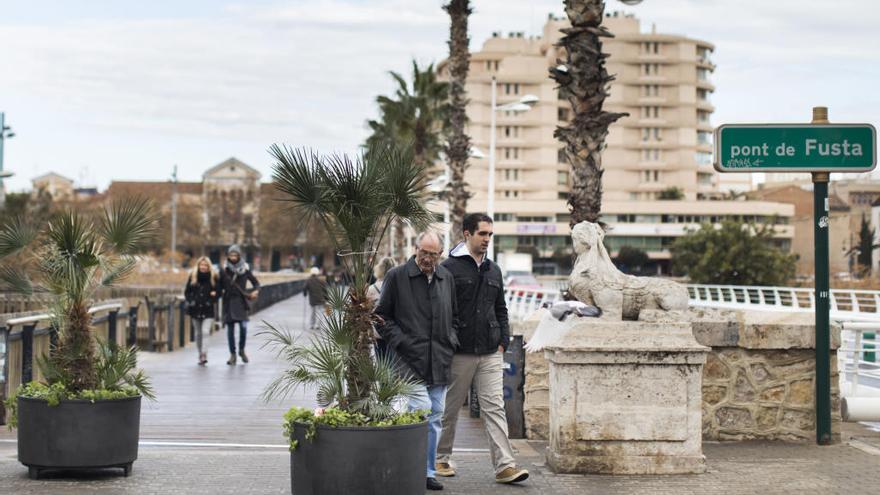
[{"xmin": 227, "ymin": 258, "xmax": 249, "ymax": 276}]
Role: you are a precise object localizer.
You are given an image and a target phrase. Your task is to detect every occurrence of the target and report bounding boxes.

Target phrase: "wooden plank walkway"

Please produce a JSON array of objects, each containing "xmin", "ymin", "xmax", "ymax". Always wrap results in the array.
[{"xmin": 135, "ymin": 294, "xmax": 487, "ymax": 448}]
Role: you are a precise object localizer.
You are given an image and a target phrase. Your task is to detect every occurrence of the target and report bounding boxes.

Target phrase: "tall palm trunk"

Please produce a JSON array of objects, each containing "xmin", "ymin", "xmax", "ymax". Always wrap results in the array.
[
  {"xmin": 551, "ymin": 0, "xmax": 627, "ymax": 227},
  {"xmin": 443, "ymin": 0, "xmax": 472, "ymax": 244},
  {"xmin": 53, "ymin": 302, "xmax": 97, "ymax": 392}
]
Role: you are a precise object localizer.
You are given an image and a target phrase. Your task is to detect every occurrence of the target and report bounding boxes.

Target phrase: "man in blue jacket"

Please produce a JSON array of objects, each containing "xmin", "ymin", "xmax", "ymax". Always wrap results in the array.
[{"xmin": 436, "ymin": 213, "xmax": 528, "ymax": 484}]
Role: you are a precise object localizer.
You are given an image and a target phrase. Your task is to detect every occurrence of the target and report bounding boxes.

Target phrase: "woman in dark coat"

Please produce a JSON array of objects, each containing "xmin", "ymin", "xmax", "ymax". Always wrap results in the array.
[
  {"xmin": 221, "ymin": 245, "xmax": 260, "ymax": 365},
  {"xmin": 184, "ymin": 256, "xmax": 219, "ymax": 365}
]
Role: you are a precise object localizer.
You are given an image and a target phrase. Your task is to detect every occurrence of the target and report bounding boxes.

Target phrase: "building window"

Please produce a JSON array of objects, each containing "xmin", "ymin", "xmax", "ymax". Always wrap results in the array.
[
  {"xmin": 698, "ymin": 172, "xmax": 714, "ymax": 186},
  {"xmin": 695, "ymin": 151, "xmax": 712, "ymax": 165},
  {"xmin": 557, "ymin": 171, "xmax": 569, "ymax": 185},
  {"xmin": 642, "ymin": 149, "xmax": 661, "ymax": 162},
  {"xmin": 557, "ymin": 148, "xmax": 567, "ymax": 163},
  {"xmin": 642, "ymin": 127, "xmax": 663, "ymax": 141},
  {"xmin": 641, "ymin": 106, "xmax": 660, "ymax": 119},
  {"xmin": 642, "ymin": 85, "xmax": 660, "ymax": 97},
  {"xmin": 486, "ymin": 60, "xmax": 500, "ymax": 71},
  {"xmin": 697, "ymin": 131, "xmax": 712, "ymax": 145},
  {"xmin": 504, "ymin": 148, "xmax": 519, "ymax": 160},
  {"xmin": 558, "ymin": 108, "xmax": 570, "ymax": 121},
  {"xmin": 503, "ymin": 169, "xmax": 520, "ymax": 181},
  {"xmin": 496, "ymin": 213, "xmax": 514, "ymax": 221},
  {"xmin": 698, "ymin": 110, "xmax": 711, "ymax": 123},
  {"xmin": 642, "ymin": 63, "xmax": 660, "ymax": 76},
  {"xmin": 558, "ymin": 192, "xmax": 569, "ymax": 200},
  {"xmin": 697, "ymin": 68, "xmax": 710, "ymax": 81},
  {"xmin": 697, "ymin": 88, "xmax": 710, "ymax": 102},
  {"xmin": 504, "ymin": 83, "xmax": 520, "ymax": 95}
]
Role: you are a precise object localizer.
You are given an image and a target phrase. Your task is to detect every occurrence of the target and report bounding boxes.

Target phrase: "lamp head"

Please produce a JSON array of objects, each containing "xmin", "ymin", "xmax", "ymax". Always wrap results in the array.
[{"xmin": 519, "ymin": 94, "xmax": 539, "ymax": 106}]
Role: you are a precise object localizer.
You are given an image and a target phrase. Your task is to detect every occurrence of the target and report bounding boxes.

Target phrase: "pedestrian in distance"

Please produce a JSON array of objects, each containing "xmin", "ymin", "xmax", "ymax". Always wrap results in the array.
[
  {"xmin": 221, "ymin": 245, "xmax": 260, "ymax": 365},
  {"xmin": 303, "ymin": 267, "xmax": 328, "ymax": 331},
  {"xmin": 184, "ymin": 256, "xmax": 220, "ymax": 365},
  {"xmin": 366, "ymin": 256, "xmax": 397, "ymax": 359},
  {"xmin": 436, "ymin": 213, "xmax": 529, "ymax": 484},
  {"xmin": 374, "ymin": 232, "xmax": 459, "ymax": 492}
]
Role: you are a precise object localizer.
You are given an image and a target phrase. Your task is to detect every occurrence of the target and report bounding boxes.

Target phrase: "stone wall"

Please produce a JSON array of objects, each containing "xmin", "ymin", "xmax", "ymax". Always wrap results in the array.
[
  {"xmin": 514, "ymin": 308, "xmax": 841, "ymax": 443},
  {"xmin": 513, "ymin": 315, "xmax": 551, "ymax": 440}
]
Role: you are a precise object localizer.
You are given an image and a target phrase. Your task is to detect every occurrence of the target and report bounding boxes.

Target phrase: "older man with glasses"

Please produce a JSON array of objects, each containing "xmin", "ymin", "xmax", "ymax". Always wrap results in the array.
[{"xmin": 375, "ymin": 231, "xmax": 460, "ymax": 491}]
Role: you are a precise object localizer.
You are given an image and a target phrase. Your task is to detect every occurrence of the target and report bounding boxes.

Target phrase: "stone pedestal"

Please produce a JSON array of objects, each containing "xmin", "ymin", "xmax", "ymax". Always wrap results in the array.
[{"xmin": 545, "ymin": 320, "xmax": 708, "ymax": 474}]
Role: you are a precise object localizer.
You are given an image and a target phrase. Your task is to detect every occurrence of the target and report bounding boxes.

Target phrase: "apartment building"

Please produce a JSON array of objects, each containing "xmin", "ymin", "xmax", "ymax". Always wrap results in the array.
[{"xmin": 435, "ymin": 13, "xmax": 791, "ymax": 274}]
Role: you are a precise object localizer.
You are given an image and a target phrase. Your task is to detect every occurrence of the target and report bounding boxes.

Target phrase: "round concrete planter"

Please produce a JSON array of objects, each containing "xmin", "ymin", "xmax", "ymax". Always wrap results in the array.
[
  {"xmin": 290, "ymin": 421, "xmax": 428, "ymax": 495},
  {"xmin": 17, "ymin": 395, "xmax": 141, "ymax": 479}
]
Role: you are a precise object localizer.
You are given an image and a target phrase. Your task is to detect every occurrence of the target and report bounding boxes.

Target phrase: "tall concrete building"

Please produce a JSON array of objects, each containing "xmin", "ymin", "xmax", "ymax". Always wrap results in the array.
[{"xmin": 435, "ymin": 13, "xmax": 790, "ymax": 274}]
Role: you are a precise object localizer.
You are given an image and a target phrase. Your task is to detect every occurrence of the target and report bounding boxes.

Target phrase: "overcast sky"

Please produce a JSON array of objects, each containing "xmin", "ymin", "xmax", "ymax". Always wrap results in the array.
[{"xmin": 1, "ymin": 0, "xmax": 877, "ymax": 191}]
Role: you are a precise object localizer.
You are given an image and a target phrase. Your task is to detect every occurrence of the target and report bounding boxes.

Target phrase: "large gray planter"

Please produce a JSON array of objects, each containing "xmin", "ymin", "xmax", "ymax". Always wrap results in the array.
[
  {"xmin": 290, "ymin": 421, "xmax": 427, "ymax": 495},
  {"xmin": 17, "ymin": 395, "xmax": 141, "ymax": 479}
]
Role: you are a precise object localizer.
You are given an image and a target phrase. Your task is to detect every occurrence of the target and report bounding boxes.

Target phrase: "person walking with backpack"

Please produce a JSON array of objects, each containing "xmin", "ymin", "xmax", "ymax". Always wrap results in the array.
[
  {"xmin": 436, "ymin": 213, "xmax": 529, "ymax": 484},
  {"xmin": 221, "ymin": 245, "xmax": 260, "ymax": 365},
  {"xmin": 366, "ymin": 256, "xmax": 396, "ymax": 358},
  {"xmin": 303, "ymin": 267, "xmax": 327, "ymax": 331},
  {"xmin": 184, "ymin": 256, "xmax": 220, "ymax": 365}
]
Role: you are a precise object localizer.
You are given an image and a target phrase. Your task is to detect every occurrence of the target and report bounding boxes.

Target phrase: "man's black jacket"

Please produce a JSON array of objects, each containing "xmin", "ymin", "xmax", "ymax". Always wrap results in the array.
[
  {"xmin": 374, "ymin": 257, "xmax": 459, "ymax": 386},
  {"xmin": 441, "ymin": 245, "xmax": 510, "ymax": 354}
]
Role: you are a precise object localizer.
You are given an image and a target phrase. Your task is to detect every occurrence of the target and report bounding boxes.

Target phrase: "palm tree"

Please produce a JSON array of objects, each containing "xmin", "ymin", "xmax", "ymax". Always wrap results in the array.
[
  {"xmin": 267, "ymin": 142, "xmax": 433, "ymax": 413},
  {"xmin": 550, "ymin": 1, "xmax": 629, "ymax": 227},
  {"xmin": 367, "ymin": 60, "xmax": 450, "ymax": 257},
  {"xmin": 0, "ymin": 198, "xmax": 158, "ymax": 396},
  {"xmin": 443, "ymin": 0, "xmax": 472, "ymax": 243}
]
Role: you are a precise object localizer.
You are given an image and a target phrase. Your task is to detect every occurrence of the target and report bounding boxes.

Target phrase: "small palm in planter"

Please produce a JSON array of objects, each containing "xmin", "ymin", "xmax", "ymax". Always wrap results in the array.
[
  {"xmin": 0, "ymin": 198, "xmax": 158, "ymax": 479},
  {"xmin": 262, "ymin": 143, "xmax": 433, "ymax": 495}
]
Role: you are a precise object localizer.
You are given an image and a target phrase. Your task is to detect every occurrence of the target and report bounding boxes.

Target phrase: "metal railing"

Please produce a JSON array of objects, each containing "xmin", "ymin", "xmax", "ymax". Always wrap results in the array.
[
  {"xmin": 505, "ymin": 288, "xmax": 561, "ymax": 321},
  {"xmin": 0, "ymin": 278, "xmax": 307, "ymax": 425},
  {"xmin": 838, "ymin": 322, "xmax": 880, "ymax": 394},
  {"xmin": 687, "ymin": 284, "xmax": 880, "ymax": 321}
]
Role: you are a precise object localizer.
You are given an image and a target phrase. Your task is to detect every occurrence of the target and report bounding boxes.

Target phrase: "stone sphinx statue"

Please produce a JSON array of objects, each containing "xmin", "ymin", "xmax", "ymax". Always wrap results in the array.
[{"xmin": 568, "ymin": 221, "xmax": 688, "ymax": 320}]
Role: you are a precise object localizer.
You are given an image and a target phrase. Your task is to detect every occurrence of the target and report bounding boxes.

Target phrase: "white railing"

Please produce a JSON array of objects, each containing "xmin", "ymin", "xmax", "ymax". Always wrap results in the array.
[
  {"xmin": 506, "ymin": 283, "xmax": 880, "ymax": 419},
  {"xmin": 505, "ymin": 288, "xmax": 561, "ymax": 321},
  {"xmin": 688, "ymin": 284, "xmax": 880, "ymax": 321}
]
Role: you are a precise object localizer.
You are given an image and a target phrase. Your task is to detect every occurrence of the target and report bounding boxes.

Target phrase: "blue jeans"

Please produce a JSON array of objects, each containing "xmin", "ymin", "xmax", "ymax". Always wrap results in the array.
[
  {"xmin": 408, "ymin": 384, "xmax": 447, "ymax": 478},
  {"xmin": 227, "ymin": 320, "xmax": 248, "ymax": 354}
]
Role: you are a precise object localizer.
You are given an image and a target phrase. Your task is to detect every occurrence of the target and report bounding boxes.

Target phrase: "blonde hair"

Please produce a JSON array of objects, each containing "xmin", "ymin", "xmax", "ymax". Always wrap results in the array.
[
  {"xmin": 373, "ymin": 257, "xmax": 397, "ymax": 280},
  {"xmin": 189, "ymin": 256, "xmax": 218, "ymax": 287}
]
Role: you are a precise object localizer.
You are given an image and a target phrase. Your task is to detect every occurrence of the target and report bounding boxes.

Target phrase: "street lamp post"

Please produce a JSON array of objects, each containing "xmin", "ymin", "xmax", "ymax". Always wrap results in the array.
[
  {"xmin": 432, "ymin": 146, "xmax": 484, "ymax": 255},
  {"xmin": 0, "ymin": 112, "xmax": 16, "ymax": 209},
  {"xmin": 486, "ymin": 77, "xmax": 538, "ymax": 260}
]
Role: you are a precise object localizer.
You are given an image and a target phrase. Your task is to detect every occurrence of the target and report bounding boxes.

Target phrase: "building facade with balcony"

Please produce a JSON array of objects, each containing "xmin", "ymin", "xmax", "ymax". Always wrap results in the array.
[{"xmin": 434, "ymin": 13, "xmax": 789, "ymax": 274}]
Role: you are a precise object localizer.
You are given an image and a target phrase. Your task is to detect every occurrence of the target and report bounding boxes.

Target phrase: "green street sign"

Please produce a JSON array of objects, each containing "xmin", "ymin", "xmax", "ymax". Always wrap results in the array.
[{"xmin": 714, "ymin": 123, "xmax": 877, "ymax": 172}]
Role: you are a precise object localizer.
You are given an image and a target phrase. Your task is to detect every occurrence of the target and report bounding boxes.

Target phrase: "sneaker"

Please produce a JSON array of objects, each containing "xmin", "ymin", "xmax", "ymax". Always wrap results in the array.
[
  {"xmin": 435, "ymin": 461, "xmax": 455, "ymax": 477},
  {"xmin": 238, "ymin": 351, "xmax": 249, "ymax": 363},
  {"xmin": 227, "ymin": 353, "xmax": 236, "ymax": 365},
  {"xmin": 495, "ymin": 466, "xmax": 529, "ymax": 484},
  {"xmin": 198, "ymin": 353, "xmax": 207, "ymax": 366},
  {"xmin": 426, "ymin": 477, "xmax": 444, "ymax": 491}
]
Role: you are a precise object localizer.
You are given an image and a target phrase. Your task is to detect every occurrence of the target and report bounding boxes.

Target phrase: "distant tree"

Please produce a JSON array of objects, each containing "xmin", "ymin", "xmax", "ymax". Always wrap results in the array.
[
  {"xmin": 614, "ymin": 245, "xmax": 649, "ymax": 274},
  {"xmin": 0, "ymin": 192, "xmax": 30, "ymax": 220},
  {"xmin": 658, "ymin": 187, "xmax": 685, "ymax": 200},
  {"xmin": 366, "ymin": 60, "xmax": 449, "ymax": 257},
  {"xmin": 671, "ymin": 220, "xmax": 796, "ymax": 286},
  {"xmin": 853, "ymin": 214, "xmax": 880, "ymax": 276}
]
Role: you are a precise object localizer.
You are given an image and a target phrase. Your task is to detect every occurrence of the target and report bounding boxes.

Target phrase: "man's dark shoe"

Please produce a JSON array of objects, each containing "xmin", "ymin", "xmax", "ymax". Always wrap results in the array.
[
  {"xmin": 239, "ymin": 351, "xmax": 249, "ymax": 363},
  {"xmin": 426, "ymin": 477, "xmax": 444, "ymax": 491}
]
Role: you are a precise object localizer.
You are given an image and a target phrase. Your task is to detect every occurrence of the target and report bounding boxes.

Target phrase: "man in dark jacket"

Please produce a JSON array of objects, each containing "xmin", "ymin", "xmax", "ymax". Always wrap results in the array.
[
  {"xmin": 375, "ymin": 231, "xmax": 458, "ymax": 492},
  {"xmin": 303, "ymin": 267, "xmax": 327, "ymax": 330},
  {"xmin": 221, "ymin": 245, "xmax": 260, "ymax": 365},
  {"xmin": 436, "ymin": 213, "xmax": 528, "ymax": 484}
]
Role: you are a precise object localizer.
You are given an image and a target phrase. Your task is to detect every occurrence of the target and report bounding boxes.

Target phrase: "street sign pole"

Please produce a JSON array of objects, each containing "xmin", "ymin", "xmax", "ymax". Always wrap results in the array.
[{"xmin": 811, "ymin": 106, "xmax": 832, "ymax": 445}]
